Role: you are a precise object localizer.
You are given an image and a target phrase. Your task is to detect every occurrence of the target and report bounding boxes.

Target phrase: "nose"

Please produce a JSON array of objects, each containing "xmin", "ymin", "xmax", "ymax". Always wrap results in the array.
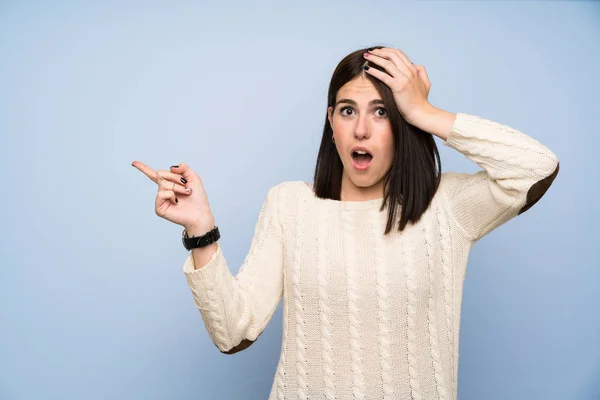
[{"xmin": 354, "ymin": 114, "xmax": 371, "ymax": 140}]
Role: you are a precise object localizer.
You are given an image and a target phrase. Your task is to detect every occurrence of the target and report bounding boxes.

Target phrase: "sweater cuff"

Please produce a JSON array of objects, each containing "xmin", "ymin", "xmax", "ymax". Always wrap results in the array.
[
  {"xmin": 443, "ymin": 112, "xmax": 479, "ymax": 149},
  {"xmin": 182, "ymin": 243, "xmax": 226, "ymax": 289}
]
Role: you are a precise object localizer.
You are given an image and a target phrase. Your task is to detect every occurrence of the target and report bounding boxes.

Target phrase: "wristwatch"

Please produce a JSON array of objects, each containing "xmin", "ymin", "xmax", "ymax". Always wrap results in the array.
[{"xmin": 182, "ymin": 226, "xmax": 220, "ymax": 250}]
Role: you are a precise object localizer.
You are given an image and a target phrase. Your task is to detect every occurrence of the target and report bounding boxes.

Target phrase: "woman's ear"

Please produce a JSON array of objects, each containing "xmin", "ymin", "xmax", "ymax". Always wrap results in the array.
[{"xmin": 327, "ymin": 106, "xmax": 333, "ymax": 126}]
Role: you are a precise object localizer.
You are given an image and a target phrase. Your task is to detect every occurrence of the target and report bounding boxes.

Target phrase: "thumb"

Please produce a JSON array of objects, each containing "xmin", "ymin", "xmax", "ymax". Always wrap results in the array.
[
  {"xmin": 415, "ymin": 65, "xmax": 430, "ymax": 89},
  {"xmin": 171, "ymin": 162, "xmax": 198, "ymax": 182}
]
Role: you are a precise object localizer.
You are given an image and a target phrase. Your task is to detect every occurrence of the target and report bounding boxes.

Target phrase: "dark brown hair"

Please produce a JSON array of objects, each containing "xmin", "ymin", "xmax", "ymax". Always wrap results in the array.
[{"xmin": 312, "ymin": 46, "xmax": 442, "ymax": 234}]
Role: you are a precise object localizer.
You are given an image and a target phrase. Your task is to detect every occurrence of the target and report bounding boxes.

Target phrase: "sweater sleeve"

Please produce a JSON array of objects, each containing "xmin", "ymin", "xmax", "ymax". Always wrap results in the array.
[
  {"xmin": 441, "ymin": 113, "xmax": 560, "ymax": 242},
  {"xmin": 182, "ymin": 184, "xmax": 284, "ymax": 354}
]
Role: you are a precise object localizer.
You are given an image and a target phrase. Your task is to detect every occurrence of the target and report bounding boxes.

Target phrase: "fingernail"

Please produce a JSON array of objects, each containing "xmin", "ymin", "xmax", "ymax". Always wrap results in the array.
[
  {"xmin": 181, "ymin": 177, "xmax": 187, "ymax": 184},
  {"xmin": 175, "ymin": 198, "xmax": 178, "ymax": 203},
  {"xmin": 363, "ymin": 52, "xmax": 369, "ymax": 57},
  {"xmin": 368, "ymin": 47, "xmax": 374, "ymax": 51},
  {"xmin": 171, "ymin": 165, "xmax": 179, "ymax": 168},
  {"xmin": 363, "ymin": 65, "xmax": 370, "ymax": 71},
  {"xmin": 185, "ymin": 188, "xmax": 192, "ymax": 193}
]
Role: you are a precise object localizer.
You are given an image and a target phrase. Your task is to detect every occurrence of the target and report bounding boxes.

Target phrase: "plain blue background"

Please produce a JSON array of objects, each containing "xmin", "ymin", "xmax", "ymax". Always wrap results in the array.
[{"xmin": 1, "ymin": 1, "xmax": 598, "ymax": 399}]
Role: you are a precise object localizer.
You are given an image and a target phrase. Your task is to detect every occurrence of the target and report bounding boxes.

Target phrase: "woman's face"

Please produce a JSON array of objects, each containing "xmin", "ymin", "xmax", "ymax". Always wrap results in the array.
[{"xmin": 328, "ymin": 75, "xmax": 395, "ymax": 199}]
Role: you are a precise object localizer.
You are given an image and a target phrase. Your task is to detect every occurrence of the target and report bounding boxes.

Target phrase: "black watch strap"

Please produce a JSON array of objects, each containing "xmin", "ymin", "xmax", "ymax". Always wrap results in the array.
[{"xmin": 182, "ymin": 226, "xmax": 220, "ymax": 250}]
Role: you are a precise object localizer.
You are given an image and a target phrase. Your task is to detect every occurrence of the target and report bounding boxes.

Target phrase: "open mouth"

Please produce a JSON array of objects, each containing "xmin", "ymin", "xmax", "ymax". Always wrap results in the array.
[{"xmin": 351, "ymin": 150, "xmax": 373, "ymax": 168}]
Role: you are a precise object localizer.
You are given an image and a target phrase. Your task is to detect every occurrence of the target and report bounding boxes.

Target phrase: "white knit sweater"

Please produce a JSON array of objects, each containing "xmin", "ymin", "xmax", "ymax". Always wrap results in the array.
[{"xmin": 182, "ymin": 113, "xmax": 559, "ymax": 400}]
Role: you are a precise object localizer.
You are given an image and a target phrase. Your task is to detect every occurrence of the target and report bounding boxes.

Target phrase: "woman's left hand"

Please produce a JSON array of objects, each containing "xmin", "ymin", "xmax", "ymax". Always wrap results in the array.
[{"xmin": 363, "ymin": 47, "xmax": 432, "ymax": 125}]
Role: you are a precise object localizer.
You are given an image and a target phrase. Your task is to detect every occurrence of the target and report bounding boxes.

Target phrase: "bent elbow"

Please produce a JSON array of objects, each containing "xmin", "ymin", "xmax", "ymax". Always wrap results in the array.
[
  {"xmin": 214, "ymin": 329, "xmax": 263, "ymax": 355},
  {"xmin": 217, "ymin": 338, "xmax": 257, "ymax": 355},
  {"xmin": 518, "ymin": 160, "xmax": 560, "ymax": 215}
]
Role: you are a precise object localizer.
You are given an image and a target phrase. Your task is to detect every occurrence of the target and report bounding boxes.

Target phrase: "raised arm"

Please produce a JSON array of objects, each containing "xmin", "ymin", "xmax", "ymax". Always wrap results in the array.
[
  {"xmin": 182, "ymin": 184, "xmax": 284, "ymax": 354},
  {"xmin": 359, "ymin": 47, "xmax": 559, "ymax": 242},
  {"xmin": 439, "ymin": 112, "xmax": 559, "ymax": 242}
]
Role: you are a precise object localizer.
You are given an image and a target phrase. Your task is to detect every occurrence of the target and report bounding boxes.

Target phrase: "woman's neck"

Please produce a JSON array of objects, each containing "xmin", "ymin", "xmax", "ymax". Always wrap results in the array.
[{"xmin": 340, "ymin": 173, "xmax": 385, "ymax": 202}]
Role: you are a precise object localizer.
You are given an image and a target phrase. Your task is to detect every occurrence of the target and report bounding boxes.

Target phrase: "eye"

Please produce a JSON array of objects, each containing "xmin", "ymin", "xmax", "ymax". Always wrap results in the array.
[
  {"xmin": 375, "ymin": 107, "xmax": 387, "ymax": 117},
  {"xmin": 339, "ymin": 106, "xmax": 354, "ymax": 116}
]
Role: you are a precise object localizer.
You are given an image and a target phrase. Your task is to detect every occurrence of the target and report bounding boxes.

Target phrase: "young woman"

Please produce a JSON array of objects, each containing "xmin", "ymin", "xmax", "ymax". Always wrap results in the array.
[{"xmin": 133, "ymin": 46, "xmax": 559, "ymax": 400}]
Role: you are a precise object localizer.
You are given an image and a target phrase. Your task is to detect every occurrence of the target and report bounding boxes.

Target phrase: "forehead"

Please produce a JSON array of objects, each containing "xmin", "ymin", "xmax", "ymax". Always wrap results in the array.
[{"xmin": 337, "ymin": 75, "xmax": 381, "ymax": 100}]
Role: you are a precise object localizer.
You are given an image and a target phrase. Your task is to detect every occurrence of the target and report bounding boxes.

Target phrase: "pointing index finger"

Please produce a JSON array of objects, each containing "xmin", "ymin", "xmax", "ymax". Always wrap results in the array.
[{"xmin": 131, "ymin": 161, "xmax": 158, "ymax": 184}]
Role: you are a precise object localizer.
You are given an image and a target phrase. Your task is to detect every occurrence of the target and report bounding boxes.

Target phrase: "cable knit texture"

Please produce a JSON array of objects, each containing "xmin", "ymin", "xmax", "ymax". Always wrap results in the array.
[{"xmin": 183, "ymin": 113, "xmax": 559, "ymax": 399}]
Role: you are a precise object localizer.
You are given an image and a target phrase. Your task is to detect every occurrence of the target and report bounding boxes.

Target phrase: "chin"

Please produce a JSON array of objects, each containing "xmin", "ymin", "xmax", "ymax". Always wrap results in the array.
[
  {"xmin": 349, "ymin": 174, "xmax": 380, "ymax": 188},
  {"xmin": 342, "ymin": 158, "xmax": 387, "ymax": 189}
]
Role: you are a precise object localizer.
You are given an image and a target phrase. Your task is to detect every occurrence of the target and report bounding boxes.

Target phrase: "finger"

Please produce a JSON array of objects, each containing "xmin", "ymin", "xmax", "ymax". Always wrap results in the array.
[
  {"xmin": 170, "ymin": 162, "xmax": 197, "ymax": 183},
  {"xmin": 159, "ymin": 180, "xmax": 192, "ymax": 196},
  {"xmin": 157, "ymin": 189, "xmax": 178, "ymax": 206},
  {"xmin": 157, "ymin": 170, "xmax": 193, "ymax": 195},
  {"xmin": 366, "ymin": 48, "xmax": 412, "ymax": 79},
  {"xmin": 367, "ymin": 48, "xmax": 410, "ymax": 78},
  {"xmin": 369, "ymin": 48, "xmax": 417, "ymax": 77},
  {"xmin": 364, "ymin": 51, "xmax": 404, "ymax": 79},
  {"xmin": 363, "ymin": 65, "xmax": 395, "ymax": 87},
  {"xmin": 132, "ymin": 161, "xmax": 158, "ymax": 184},
  {"xmin": 415, "ymin": 64, "xmax": 431, "ymax": 88},
  {"xmin": 392, "ymin": 49, "xmax": 419, "ymax": 74}
]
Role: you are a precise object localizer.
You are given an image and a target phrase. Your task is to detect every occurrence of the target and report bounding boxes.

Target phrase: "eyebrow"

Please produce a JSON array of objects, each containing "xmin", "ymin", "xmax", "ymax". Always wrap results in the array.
[{"xmin": 334, "ymin": 98, "xmax": 385, "ymax": 108}]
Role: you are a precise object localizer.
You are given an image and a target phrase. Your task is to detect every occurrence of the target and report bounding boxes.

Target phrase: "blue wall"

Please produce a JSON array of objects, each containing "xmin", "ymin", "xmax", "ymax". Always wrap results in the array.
[{"xmin": 1, "ymin": 1, "xmax": 598, "ymax": 399}]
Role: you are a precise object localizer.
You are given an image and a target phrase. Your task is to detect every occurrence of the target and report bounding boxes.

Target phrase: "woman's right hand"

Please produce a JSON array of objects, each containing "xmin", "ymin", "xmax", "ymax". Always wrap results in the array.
[{"xmin": 132, "ymin": 161, "xmax": 214, "ymax": 233}]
